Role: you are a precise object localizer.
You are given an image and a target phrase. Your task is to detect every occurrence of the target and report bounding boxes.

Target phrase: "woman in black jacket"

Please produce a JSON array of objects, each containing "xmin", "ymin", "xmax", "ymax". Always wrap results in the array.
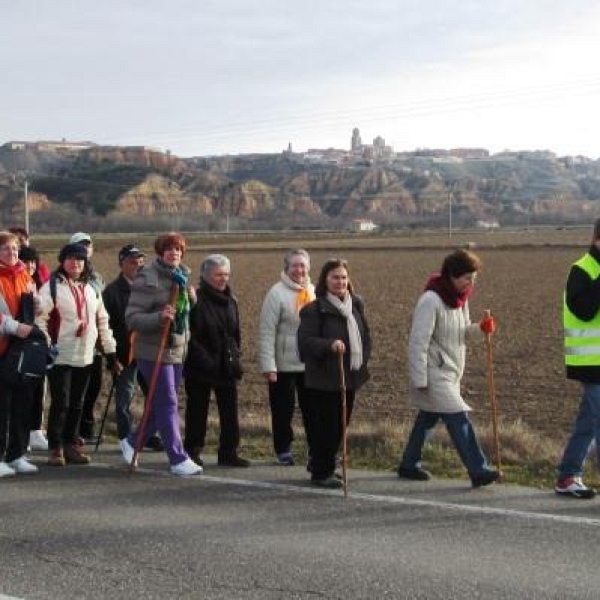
[
  {"xmin": 184, "ymin": 254, "xmax": 250, "ymax": 468},
  {"xmin": 297, "ymin": 258, "xmax": 371, "ymax": 488}
]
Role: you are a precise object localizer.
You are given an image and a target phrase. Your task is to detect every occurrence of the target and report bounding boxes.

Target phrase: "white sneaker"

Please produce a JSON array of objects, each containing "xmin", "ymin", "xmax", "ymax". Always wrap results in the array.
[
  {"xmin": 170, "ymin": 458, "xmax": 203, "ymax": 477},
  {"xmin": 120, "ymin": 438, "xmax": 137, "ymax": 467},
  {"xmin": 29, "ymin": 430, "xmax": 49, "ymax": 451},
  {"xmin": 8, "ymin": 456, "xmax": 38, "ymax": 474},
  {"xmin": 0, "ymin": 461, "xmax": 16, "ymax": 477}
]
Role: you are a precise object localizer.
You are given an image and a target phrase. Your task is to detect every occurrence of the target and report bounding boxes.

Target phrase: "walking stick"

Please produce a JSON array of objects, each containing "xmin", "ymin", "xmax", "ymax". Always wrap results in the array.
[
  {"xmin": 130, "ymin": 283, "xmax": 179, "ymax": 472},
  {"xmin": 483, "ymin": 309, "xmax": 503, "ymax": 481},
  {"xmin": 337, "ymin": 350, "xmax": 348, "ymax": 498},
  {"xmin": 94, "ymin": 376, "xmax": 116, "ymax": 454}
]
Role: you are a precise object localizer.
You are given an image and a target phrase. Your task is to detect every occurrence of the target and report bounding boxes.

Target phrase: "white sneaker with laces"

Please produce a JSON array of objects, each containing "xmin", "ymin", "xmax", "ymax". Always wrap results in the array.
[
  {"xmin": 120, "ymin": 438, "xmax": 136, "ymax": 467},
  {"xmin": 29, "ymin": 430, "xmax": 49, "ymax": 451},
  {"xmin": 170, "ymin": 458, "xmax": 203, "ymax": 477},
  {"xmin": 8, "ymin": 456, "xmax": 39, "ymax": 474},
  {"xmin": 0, "ymin": 461, "xmax": 16, "ymax": 478}
]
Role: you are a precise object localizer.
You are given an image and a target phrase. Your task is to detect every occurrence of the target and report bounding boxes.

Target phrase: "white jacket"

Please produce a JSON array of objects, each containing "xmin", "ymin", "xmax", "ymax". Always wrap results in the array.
[
  {"xmin": 258, "ymin": 274, "xmax": 315, "ymax": 373},
  {"xmin": 36, "ymin": 275, "xmax": 116, "ymax": 367},
  {"xmin": 408, "ymin": 291, "xmax": 482, "ymax": 413}
]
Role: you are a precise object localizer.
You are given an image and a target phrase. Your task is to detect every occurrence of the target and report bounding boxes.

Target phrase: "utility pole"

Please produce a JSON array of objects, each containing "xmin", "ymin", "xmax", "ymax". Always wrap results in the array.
[
  {"xmin": 24, "ymin": 179, "xmax": 29, "ymax": 234},
  {"xmin": 448, "ymin": 187, "xmax": 453, "ymax": 238}
]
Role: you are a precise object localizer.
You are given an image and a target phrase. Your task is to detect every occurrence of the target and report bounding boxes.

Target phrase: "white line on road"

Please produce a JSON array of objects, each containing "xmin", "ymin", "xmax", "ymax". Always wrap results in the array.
[{"xmin": 200, "ymin": 474, "xmax": 600, "ymax": 526}]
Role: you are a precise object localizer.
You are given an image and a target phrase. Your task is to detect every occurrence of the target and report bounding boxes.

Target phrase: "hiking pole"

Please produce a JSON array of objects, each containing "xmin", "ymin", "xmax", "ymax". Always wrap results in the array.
[
  {"xmin": 130, "ymin": 283, "xmax": 179, "ymax": 472},
  {"xmin": 337, "ymin": 350, "xmax": 348, "ymax": 498},
  {"xmin": 483, "ymin": 309, "xmax": 503, "ymax": 481},
  {"xmin": 94, "ymin": 375, "xmax": 116, "ymax": 454}
]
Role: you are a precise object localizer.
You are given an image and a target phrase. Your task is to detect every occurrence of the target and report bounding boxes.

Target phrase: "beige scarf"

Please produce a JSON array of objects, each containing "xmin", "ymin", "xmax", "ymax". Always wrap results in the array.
[{"xmin": 326, "ymin": 292, "xmax": 363, "ymax": 371}]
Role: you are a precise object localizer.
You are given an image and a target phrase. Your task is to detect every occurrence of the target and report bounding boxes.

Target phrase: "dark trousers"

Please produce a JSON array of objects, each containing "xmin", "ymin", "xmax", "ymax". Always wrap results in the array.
[
  {"xmin": 0, "ymin": 381, "xmax": 35, "ymax": 462},
  {"xmin": 268, "ymin": 372, "xmax": 311, "ymax": 455},
  {"xmin": 47, "ymin": 364, "xmax": 92, "ymax": 450},
  {"xmin": 79, "ymin": 353, "xmax": 103, "ymax": 438},
  {"xmin": 29, "ymin": 376, "xmax": 46, "ymax": 431},
  {"xmin": 304, "ymin": 387, "xmax": 355, "ymax": 480},
  {"xmin": 184, "ymin": 379, "xmax": 240, "ymax": 459}
]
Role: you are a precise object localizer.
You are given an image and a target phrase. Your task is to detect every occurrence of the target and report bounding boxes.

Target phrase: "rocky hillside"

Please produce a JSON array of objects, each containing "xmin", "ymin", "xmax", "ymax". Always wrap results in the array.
[{"xmin": 1, "ymin": 144, "xmax": 599, "ymax": 232}]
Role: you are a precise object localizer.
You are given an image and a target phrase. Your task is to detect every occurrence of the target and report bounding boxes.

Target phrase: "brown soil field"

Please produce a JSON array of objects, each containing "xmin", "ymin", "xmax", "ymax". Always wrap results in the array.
[{"xmin": 37, "ymin": 227, "xmax": 592, "ymax": 440}]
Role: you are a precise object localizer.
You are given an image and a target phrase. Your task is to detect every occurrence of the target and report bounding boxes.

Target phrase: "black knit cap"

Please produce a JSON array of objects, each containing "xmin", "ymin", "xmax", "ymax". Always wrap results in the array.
[
  {"xmin": 19, "ymin": 246, "xmax": 39, "ymax": 262},
  {"xmin": 58, "ymin": 243, "xmax": 88, "ymax": 263}
]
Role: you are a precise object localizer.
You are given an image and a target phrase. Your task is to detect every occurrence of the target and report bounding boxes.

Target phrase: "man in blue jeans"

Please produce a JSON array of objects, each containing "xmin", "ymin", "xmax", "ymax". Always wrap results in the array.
[
  {"xmin": 102, "ymin": 245, "xmax": 162, "ymax": 450},
  {"xmin": 557, "ymin": 218, "xmax": 600, "ymax": 499}
]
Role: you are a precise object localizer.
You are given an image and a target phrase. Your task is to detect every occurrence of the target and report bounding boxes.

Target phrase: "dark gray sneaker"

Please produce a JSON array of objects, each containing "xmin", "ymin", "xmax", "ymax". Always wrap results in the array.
[
  {"xmin": 471, "ymin": 470, "xmax": 499, "ymax": 488},
  {"xmin": 397, "ymin": 466, "xmax": 431, "ymax": 481}
]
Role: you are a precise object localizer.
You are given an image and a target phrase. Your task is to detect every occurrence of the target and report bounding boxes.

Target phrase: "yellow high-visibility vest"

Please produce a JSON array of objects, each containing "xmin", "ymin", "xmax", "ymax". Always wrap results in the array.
[{"xmin": 564, "ymin": 253, "xmax": 600, "ymax": 367}]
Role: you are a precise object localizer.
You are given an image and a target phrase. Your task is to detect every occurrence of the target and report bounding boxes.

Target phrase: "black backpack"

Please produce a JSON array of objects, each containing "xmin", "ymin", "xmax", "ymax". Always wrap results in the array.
[{"xmin": 0, "ymin": 292, "xmax": 53, "ymax": 386}]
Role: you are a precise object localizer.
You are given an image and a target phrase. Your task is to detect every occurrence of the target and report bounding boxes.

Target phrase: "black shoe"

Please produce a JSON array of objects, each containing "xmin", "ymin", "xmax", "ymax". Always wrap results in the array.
[
  {"xmin": 397, "ymin": 466, "xmax": 431, "ymax": 481},
  {"xmin": 218, "ymin": 455, "xmax": 251, "ymax": 468},
  {"xmin": 471, "ymin": 470, "xmax": 500, "ymax": 488},
  {"xmin": 311, "ymin": 476, "xmax": 343, "ymax": 489},
  {"xmin": 145, "ymin": 435, "xmax": 164, "ymax": 452}
]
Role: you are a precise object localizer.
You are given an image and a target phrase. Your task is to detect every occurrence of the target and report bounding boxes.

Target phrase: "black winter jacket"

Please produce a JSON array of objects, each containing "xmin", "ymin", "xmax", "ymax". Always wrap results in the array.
[
  {"xmin": 297, "ymin": 295, "xmax": 371, "ymax": 392},
  {"xmin": 184, "ymin": 281, "xmax": 242, "ymax": 387},
  {"xmin": 103, "ymin": 274, "xmax": 133, "ymax": 365}
]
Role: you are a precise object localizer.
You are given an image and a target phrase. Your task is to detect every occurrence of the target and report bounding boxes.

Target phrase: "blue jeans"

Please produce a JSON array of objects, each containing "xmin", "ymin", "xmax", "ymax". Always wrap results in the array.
[
  {"xmin": 399, "ymin": 410, "xmax": 490, "ymax": 478},
  {"xmin": 558, "ymin": 383, "xmax": 600, "ymax": 478},
  {"xmin": 115, "ymin": 363, "xmax": 138, "ymax": 440}
]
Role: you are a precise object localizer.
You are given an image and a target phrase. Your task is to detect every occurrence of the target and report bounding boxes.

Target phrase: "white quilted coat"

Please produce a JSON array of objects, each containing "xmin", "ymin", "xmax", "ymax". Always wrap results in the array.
[
  {"xmin": 408, "ymin": 291, "xmax": 482, "ymax": 413},
  {"xmin": 258, "ymin": 274, "xmax": 315, "ymax": 373}
]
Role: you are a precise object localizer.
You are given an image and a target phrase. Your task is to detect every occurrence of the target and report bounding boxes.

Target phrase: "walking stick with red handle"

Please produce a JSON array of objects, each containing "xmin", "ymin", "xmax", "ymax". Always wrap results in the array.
[
  {"xmin": 130, "ymin": 283, "xmax": 179, "ymax": 472},
  {"xmin": 483, "ymin": 309, "xmax": 503, "ymax": 481},
  {"xmin": 337, "ymin": 350, "xmax": 348, "ymax": 498}
]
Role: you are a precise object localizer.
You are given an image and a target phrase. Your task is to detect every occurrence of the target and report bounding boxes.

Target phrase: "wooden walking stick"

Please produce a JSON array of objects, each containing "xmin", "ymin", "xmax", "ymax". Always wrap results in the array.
[
  {"xmin": 130, "ymin": 283, "xmax": 179, "ymax": 472},
  {"xmin": 337, "ymin": 350, "xmax": 349, "ymax": 498},
  {"xmin": 483, "ymin": 309, "xmax": 503, "ymax": 481}
]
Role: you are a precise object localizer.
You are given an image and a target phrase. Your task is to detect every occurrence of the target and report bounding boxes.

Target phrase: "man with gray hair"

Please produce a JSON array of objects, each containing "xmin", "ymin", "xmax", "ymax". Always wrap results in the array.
[{"xmin": 183, "ymin": 254, "xmax": 250, "ymax": 467}]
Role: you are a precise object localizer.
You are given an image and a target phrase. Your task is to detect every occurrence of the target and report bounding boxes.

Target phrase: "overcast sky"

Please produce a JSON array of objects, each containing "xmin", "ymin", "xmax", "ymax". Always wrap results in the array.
[{"xmin": 1, "ymin": 1, "xmax": 600, "ymax": 158}]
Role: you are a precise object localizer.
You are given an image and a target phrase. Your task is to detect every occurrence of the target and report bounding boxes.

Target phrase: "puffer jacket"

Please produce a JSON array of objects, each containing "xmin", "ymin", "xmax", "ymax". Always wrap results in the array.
[
  {"xmin": 0, "ymin": 261, "xmax": 33, "ymax": 355},
  {"xmin": 125, "ymin": 259, "xmax": 190, "ymax": 364},
  {"xmin": 36, "ymin": 272, "xmax": 116, "ymax": 367},
  {"xmin": 408, "ymin": 290, "xmax": 482, "ymax": 413},
  {"xmin": 297, "ymin": 295, "xmax": 371, "ymax": 392},
  {"xmin": 258, "ymin": 274, "xmax": 315, "ymax": 373}
]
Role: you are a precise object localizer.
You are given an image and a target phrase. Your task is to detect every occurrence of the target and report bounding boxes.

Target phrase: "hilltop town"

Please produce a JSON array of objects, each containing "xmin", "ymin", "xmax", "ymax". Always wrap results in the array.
[{"xmin": 1, "ymin": 130, "xmax": 599, "ymax": 233}]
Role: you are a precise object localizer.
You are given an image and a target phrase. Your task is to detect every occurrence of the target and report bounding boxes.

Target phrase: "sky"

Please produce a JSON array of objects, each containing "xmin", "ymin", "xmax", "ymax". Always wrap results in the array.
[{"xmin": 1, "ymin": 0, "xmax": 600, "ymax": 158}]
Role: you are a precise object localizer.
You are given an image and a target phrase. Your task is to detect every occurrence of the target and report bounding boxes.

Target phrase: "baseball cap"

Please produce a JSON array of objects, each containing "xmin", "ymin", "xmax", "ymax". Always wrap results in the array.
[
  {"xmin": 119, "ymin": 244, "xmax": 146, "ymax": 263},
  {"xmin": 69, "ymin": 232, "xmax": 92, "ymax": 245}
]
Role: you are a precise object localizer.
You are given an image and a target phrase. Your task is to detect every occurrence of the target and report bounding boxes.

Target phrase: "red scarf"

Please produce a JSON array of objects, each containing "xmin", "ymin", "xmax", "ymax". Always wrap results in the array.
[
  {"xmin": 0, "ymin": 260, "xmax": 26, "ymax": 278},
  {"xmin": 424, "ymin": 273, "xmax": 472, "ymax": 309}
]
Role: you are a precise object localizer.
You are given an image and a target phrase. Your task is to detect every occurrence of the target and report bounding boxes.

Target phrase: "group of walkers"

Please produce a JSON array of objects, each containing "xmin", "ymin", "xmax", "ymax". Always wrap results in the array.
[{"xmin": 1, "ymin": 221, "xmax": 600, "ymax": 497}]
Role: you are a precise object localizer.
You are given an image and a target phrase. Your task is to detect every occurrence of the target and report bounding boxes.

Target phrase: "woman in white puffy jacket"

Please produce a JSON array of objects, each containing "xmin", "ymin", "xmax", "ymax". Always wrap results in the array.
[
  {"xmin": 36, "ymin": 243, "xmax": 117, "ymax": 467},
  {"xmin": 258, "ymin": 249, "xmax": 315, "ymax": 465}
]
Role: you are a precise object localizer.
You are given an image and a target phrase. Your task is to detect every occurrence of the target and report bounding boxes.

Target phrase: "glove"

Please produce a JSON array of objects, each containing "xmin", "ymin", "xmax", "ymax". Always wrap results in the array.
[
  {"xmin": 105, "ymin": 353, "xmax": 122, "ymax": 376},
  {"xmin": 480, "ymin": 315, "xmax": 496, "ymax": 334}
]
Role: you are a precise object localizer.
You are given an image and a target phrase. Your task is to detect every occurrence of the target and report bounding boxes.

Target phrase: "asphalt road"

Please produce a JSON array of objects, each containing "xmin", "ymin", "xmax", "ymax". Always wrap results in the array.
[{"xmin": 1, "ymin": 446, "xmax": 600, "ymax": 599}]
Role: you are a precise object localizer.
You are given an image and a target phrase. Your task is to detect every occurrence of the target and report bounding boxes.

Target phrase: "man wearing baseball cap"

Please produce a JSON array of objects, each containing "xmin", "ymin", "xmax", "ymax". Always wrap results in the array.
[
  {"xmin": 68, "ymin": 233, "xmax": 106, "ymax": 444},
  {"xmin": 103, "ymin": 245, "xmax": 162, "ymax": 451}
]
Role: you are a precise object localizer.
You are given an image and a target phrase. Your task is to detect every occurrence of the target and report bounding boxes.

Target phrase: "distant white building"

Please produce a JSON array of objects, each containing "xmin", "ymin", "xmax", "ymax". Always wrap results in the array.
[
  {"xmin": 351, "ymin": 218, "xmax": 378, "ymax": 232},
  {"xmin": 475, "ymin": 219, "xmax": 500, "ymax": 229}
]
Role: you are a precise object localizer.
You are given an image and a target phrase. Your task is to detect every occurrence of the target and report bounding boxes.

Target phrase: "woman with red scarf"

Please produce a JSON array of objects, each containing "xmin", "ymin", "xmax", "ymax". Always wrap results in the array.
[{"xmin": 397, "ymin": 249, "xmax": 499, "ymax": 488}]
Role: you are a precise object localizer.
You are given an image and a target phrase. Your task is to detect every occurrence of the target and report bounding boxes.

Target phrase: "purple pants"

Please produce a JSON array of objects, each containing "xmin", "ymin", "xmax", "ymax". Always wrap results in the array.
[{"xmin": 131, "ymin": 360, "xmax": 188, "ymax": 466}]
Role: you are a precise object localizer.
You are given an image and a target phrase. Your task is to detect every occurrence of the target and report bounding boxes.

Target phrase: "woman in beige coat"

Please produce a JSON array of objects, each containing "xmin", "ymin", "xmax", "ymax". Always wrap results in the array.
[{"xmin": 397, "ymin": 249, "xmax": 498, "ymax": 488}]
